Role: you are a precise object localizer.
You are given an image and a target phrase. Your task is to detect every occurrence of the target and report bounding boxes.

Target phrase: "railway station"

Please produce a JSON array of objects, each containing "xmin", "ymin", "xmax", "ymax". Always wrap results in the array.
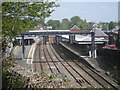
[
  {"xmin": 2, "ymin": 1, "xmax": 120, "ymax": 89},
  {"xmin": 12, "ymin": 25, "xmax": 119, "ymax": 89}
]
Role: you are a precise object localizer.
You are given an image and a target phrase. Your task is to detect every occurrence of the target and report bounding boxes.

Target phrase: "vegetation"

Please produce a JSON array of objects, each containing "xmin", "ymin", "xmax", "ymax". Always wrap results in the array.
[
  {"xmin": 2, "ymin": 1, "xmax": 59, "ymax": 89},
  {"xmin": 2, "ymin": 1, "xmax": 119, "ymax": 89},
  {"xmin": 2, "ymin": 54, "xmax": 71, "ymax": 89},
  {"xmin": 70, "ymin": 16, "xmax": 82, "ymax": 26},
  {"xmin": 47, "ymin": 19, "xmax": 61, "ymax": 29},
  {"xmin": 108, "ymin": 21, "xmax": 116, "ymax": 30},
  {"xmin": 61, "ymin": 18, "xmax": 71, "ymax": 29},
  {"xmin": 2, "ymin": 54, "xmax": 24, "ymax": 89},
  {"xmin": 46, "ymin": 16, "xmax": 118, "ymax": 31},
  {"xmin": 2, "ymin": 2, "xmax": 58, "ymax": 37},
  {"xmin": 2, "ymin": 1, "xmax": 59, "ymax": 52}
]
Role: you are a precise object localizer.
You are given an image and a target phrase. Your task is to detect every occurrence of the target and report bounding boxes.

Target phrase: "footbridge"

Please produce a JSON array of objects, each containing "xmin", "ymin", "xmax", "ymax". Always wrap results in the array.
[{"xmin": 20, "ymin": 30, "xmax": 96, "ymax": 59}]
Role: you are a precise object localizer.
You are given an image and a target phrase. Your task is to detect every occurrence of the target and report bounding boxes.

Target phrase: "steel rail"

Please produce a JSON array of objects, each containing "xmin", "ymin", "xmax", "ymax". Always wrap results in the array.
[
  {"xmin": 42, "ymin": 44, "xmax": 53, "ymax": 73},
  {"xmin": 44, "ymin": 43, "xmax": 60, "ymax": 73},
  {"xmin": 58, "ymin": 42, "xmax": 118, "ymax": 89},
  {"xmin": 38, "ymin": 44, "xmax": 43, "ymax": 71},
  {"xmin": 49, "ymin": 38, "xmax": 93, "ymax": 86}
]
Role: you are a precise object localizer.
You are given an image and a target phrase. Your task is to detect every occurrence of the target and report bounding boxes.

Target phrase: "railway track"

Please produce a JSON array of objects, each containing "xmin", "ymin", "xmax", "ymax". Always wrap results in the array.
[
  {"xmin": 73, "ymin": 60, "xmax": 118, "ymax": 88},
  {"xmin": 41, "ymin": 44, "xmax": 52, "ymax": 74},
  {"xmin": 39, "ymin": 44, "xmax": 43, "ymax": 71},
  {"xmin": 33, "ymin": 45, "xmax": 40, "ymax": 72},
  {"xmin": 32, "ymin": 37, "xmax": 118, "ymax": 89},
  {"xmin": 48, "ymin": 38, "xmax": 94, "ymax": 87},
  {"xmin": 51, "ymin": 38, "xmax": 118, "ymax": 89},
  {"xmin": 46, "ymin": 45, "xmax": 86, "ymax": 86},
  {"xmin": 45, "ymin": 44, "xmax": 81, "ymax": 86}
]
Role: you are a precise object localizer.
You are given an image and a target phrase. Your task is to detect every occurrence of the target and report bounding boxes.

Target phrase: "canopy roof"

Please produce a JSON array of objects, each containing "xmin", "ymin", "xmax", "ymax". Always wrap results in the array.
[
  {"xmin": 71, "ymin": 25, "xmax": 80, "ymax": 31},
  {"xmin": 91, "ymin": 28, "xmax": 108, "ymax": 37}
]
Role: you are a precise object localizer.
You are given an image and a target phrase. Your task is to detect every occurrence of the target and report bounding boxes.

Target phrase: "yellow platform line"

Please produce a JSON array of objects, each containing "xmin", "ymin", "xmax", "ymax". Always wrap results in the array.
[{"xmin": 26, "ymin": 44, "xmax": 34, "ymax": 64}]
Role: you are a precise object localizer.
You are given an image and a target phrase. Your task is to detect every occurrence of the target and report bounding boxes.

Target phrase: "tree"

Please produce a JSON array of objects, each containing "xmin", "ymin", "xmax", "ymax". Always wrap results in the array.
[
  {"xmin": 77, "ymin": 21, "xmax": 90, "ymax": 30},
  {"xmin": 76, "ymin": 18, "xmax": 92, "ymax": 31},
  {"xmin": 54, "ymin": 20, "xmax": 61, "ymax": 29},
  {"xmin": 47, "ymin": 19, "xmax": 61, "ymax": 29},
  {"xmin": 70, "ymin": 16, "xmax": 82, "ymax": 26},
  {"xmin": 2, "ymin": 1, "xmax": 59, "ymax": 52},
  {"xmin": 61, "ymin": 18, "xmax": 71, "ymax": 29},
  {"xmin": 101, "ymin": 23, "xmax": 109, "ymax": 30},
  {"xmin": 2, "ymin": 2, "xmax": 58, "ymax": 38},
  {"xmin": 108, "ymin": 21, "xmax": 115, "ymax": 30},
  {"xmin": 47, "ymin": 19, "xmax": 54, "ymax": 26}
]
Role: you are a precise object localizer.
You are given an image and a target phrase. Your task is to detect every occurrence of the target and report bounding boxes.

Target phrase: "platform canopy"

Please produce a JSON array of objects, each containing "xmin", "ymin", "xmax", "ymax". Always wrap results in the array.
[
  {"xmin": 70, "ymin": 25, "xmax": 80, "ymax": 32},
  {"xmin": 20, "ymin": 31, "xmax": 93, "ymax": 36},
  {"xmin": 91, "ymin": 28, "xmax": 108, "ymax": 37}
]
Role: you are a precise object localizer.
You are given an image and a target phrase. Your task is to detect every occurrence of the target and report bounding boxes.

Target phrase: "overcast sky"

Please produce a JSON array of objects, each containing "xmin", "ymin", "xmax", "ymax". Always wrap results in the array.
[{"xmin": 45, "ymin": 2, "xmax": 118, "ymax": 23}]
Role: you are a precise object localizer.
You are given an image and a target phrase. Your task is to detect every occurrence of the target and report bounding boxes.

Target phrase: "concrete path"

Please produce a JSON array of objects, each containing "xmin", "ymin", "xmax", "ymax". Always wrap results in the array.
[
  {"xmin": 13, "ymin": 45, "xmax": 31, "ymax": 60},
  {"xmin": 13, "ymin": 38, "xmax": 39, "ymax": 70},
  {"xmin": 13, "ymin": 45, "xmax": 33, "ymax": 70}
]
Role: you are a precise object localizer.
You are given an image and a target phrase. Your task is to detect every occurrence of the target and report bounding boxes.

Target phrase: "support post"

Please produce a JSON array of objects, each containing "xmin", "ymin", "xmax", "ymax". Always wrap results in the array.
[
  {"xmin": 91, "ymin": 32, "xmax": 95, "ymax": 58},
  {"xmin": 43, "ymin": 36, "xmax": 47, "ymax": 44},
  {"xmin": 69, "ymin": 35, "xmax": 72, "ymax": 44},
  {"xmin": 73, "ymin": 35, "xmax": 75, "ymax": 42},
  {"xmin": 56, "ymin": 35, "xmax": 61, "ymax": 44},
  {"xmin": 60, "ymin": 35, "xmax": 62, "ymax": 42},
  {"xmin": 46, "ymin": 35, "xmax": 49, "ymax": 42},
  {"xmin": 43, "ymin": 36, "xmax": 45, "ymax": 44},
  {"xmin": 22, "ymin": 35, "xmax": 25, "ymax": 60},
  {"xmin": 69, "ymin": 35, "xmax": 75, "ymax": 44},
  {"xmin": 28, "ymin": 39, "xmax": 30, "ymax": 45},
  {"xmin": 20, "ymin": 39, "xmax": 22, "ymax": 45}
]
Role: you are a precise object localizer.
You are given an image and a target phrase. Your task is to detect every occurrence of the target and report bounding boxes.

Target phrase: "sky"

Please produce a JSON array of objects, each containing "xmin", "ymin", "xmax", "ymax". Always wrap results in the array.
[{"xmin": 45, "ymin": 1, "xmax": 118, "ymax": 23}]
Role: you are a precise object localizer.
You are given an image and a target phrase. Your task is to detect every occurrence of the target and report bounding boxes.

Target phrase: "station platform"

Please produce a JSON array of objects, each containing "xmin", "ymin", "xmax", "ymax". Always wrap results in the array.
[
  {"xmin": 60, "ymin": 42, "xmax": 105, "ymax": 72},
  {"xmin": 13, "ymin": 45, "xmax": 32, "ymax": 70}
]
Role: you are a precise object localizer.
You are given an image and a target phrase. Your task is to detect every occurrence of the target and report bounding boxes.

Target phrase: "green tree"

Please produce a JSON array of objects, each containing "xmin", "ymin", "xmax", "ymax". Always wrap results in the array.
[
  {"xmin": 61, "ymin": 18, "xmax": 71, "ymax": 29},
  {"xmin": 47, "ymin": 19, "xmax": 54, "ymax": 26},
  {"xmin": 47, "ymin": 19, "xmax": 61, "ymax": 29},
  {"xmin": 102, "ymin": 23, "xmax": 109, "ymax": 30},
  {"xmin": 70, "ymin": 16, "xmax": 82, "ymax": 26},
  {"xmin": 2, "ymin": 1, "xmax": 59, "ymax": 51},
  {"xmin": 54, "ymin": 20, "xmax": 61, "ymax": 29},
  {"xmin": 108, "ymin": 21, "xmax": 115, "ymax": 30},
  {"xmin": 87, "ymin": 22, "xmax": 94, "ymax": 30},
  {"xmin": 77, "ymin": 21, "xmax": 90, "ymax": 30},
  {"xmin": 2, "ymin": 2, "xmax": 58, "ymax": 38}
]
